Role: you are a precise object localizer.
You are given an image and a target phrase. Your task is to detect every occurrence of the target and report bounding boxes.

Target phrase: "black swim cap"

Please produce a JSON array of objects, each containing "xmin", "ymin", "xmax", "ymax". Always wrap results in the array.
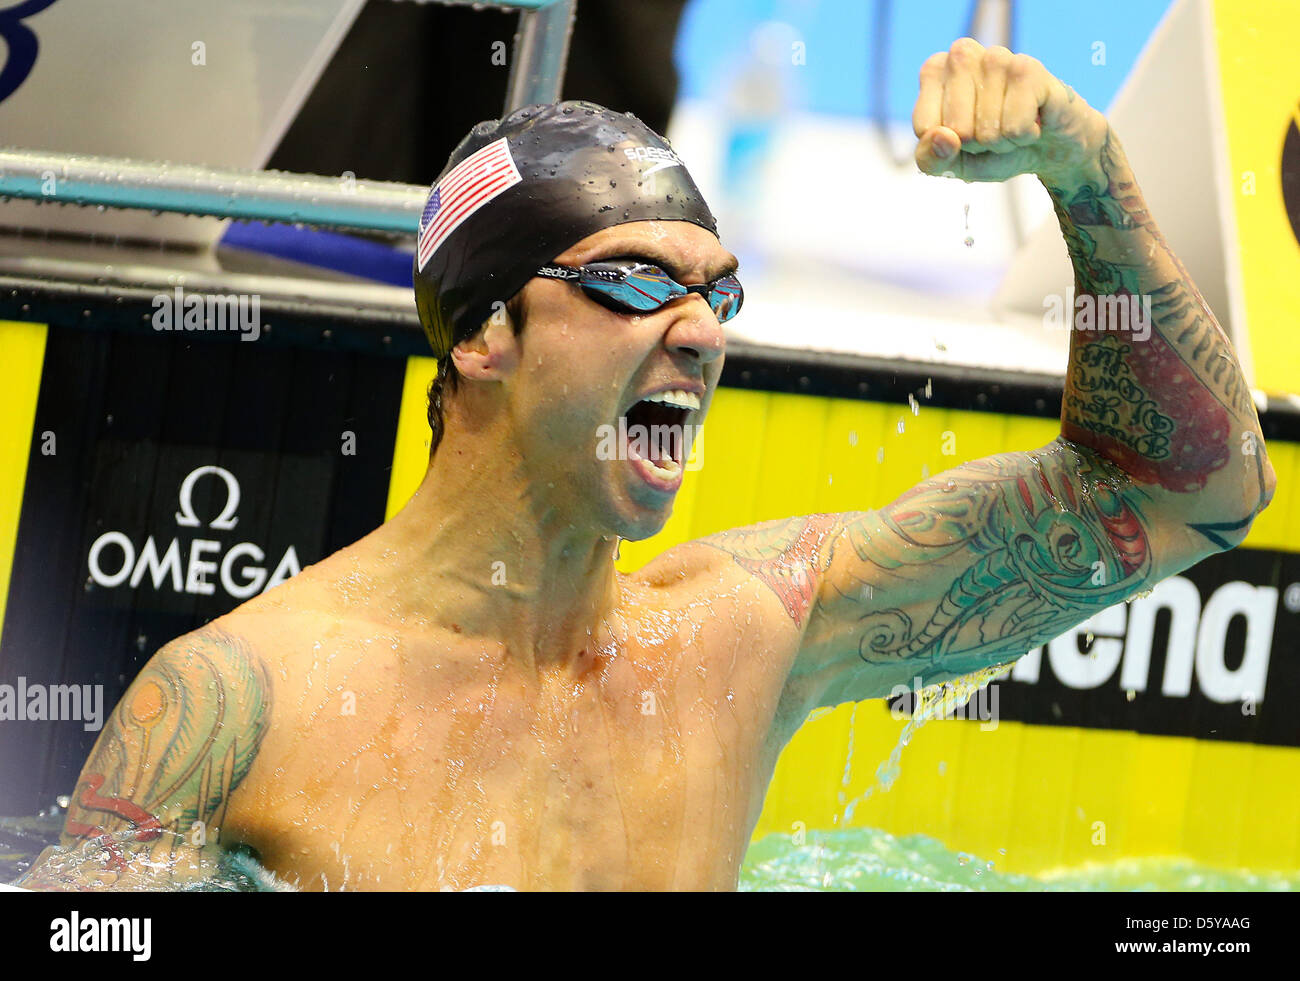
[{"xmin": 412, "ymin": 100, "xmax": 718, "ymax": 360}]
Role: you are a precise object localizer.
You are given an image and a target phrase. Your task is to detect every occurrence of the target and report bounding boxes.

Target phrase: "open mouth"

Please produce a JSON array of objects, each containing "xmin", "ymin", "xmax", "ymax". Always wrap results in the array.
[{"xmin": 620, "ymin": 389, "xmax": 700, "ymax": 491}]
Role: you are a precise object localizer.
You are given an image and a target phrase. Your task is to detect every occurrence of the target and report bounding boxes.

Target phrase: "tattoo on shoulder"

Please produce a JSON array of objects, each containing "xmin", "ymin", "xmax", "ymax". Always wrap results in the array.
[
  {"xmin": 59, "ymin": 626, "xmax": 271, "ymax": 868},
  {"xmin": 698, "ymin": 513, "xmax": 856, "ymax": 628}
]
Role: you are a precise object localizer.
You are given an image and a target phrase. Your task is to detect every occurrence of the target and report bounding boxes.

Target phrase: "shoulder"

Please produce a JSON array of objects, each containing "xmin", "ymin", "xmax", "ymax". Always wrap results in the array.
[
  {"xmin": 127, "ymin": 623, "xmax": 273, "ymax": 742},
  {"xmin": 624, "ymin": 538, "xmax": 734, "ymax": 589},
  {"xmin": 155, "ymin": 621, "xmax": 265, "ymax": 672},
  {"xmin": 639, "ymin": 514, "xmax": 861, "ymax": 626},
  {"xmin": 631, "ymin": 514, "xmax": 854, "ymax": 582}
]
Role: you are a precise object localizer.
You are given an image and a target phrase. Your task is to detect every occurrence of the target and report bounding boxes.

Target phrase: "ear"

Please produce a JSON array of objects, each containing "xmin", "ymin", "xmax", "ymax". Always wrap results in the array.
[{"xmin": 450, "ymin": 319, "xmax": 519, "ymax": 382}]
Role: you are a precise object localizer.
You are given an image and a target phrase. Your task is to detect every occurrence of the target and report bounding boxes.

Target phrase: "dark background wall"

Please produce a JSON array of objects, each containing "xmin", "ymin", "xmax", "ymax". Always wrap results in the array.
[{"xmin": 268, "ymin": 0, "xmax": 690, "ymax": 185}]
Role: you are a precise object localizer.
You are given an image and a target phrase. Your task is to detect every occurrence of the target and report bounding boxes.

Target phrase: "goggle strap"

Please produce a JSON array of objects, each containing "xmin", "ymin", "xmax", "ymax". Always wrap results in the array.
[{"xmin": 536, "ymin": 264, "xmax": 580, "ymax": 281}]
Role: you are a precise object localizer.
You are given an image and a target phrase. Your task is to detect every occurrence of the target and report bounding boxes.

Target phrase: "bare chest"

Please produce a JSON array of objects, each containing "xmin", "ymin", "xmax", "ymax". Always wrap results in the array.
[{"xmin": 225, "ymin": 630, "xmax": 783, "ymax": 890}]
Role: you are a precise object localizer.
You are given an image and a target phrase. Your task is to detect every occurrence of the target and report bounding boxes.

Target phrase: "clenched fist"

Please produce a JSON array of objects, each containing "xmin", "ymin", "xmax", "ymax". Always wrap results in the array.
[{"xmin": 913, "ymin": 38, "xmax": 1111, "ymax": 189}]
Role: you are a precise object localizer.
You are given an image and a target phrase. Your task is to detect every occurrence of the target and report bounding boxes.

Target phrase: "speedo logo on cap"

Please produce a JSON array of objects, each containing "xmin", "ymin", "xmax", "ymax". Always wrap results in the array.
[
  {"xmin": 625, "ymin": 145, "xmax": 684, "ymax": 176},
  {"xmin": 417, "ymin": 137, "xmax": 522, "ymax": 272}
]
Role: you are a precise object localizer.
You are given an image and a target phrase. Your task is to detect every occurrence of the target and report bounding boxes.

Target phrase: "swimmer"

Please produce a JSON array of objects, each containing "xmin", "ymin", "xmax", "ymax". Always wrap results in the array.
[{"xmin": 20, "ymin": 40, "xmax": 1274, "ymax": 891}]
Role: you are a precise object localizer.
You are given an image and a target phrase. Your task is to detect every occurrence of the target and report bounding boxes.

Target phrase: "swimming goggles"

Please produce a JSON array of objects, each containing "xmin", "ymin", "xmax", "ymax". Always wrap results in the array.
[{"xmin": 535, "ymin": 260, "xmax": 744, "ymax": 323}]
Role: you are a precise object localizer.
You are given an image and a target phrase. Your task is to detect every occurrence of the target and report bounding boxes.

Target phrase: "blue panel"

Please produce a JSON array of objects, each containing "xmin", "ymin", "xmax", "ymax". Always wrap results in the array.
[
  {"xmin": 676, "ymin": 0, "xmax": 1177, "ymax": 121},
  {"xmin": 221, "ymin": 222, "xmax": 414, "ymax": 287}
]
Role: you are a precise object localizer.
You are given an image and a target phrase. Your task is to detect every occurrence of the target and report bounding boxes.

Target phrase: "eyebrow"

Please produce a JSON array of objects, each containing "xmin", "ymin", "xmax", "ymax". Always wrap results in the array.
[{"xmin": 589, "ymin": 246, "xmax": 739, "ymax": 283}]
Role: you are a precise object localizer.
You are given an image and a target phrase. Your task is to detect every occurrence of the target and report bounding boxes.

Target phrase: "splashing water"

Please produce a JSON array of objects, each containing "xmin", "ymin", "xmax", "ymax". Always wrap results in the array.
[
  {"xmin": 763, "ymin": 660, "xmax": 1298, "ymax": 891},
  {"xmin": 839, "ymin": 662, "xmax": 1014, "ymax": 823},
  {"xmin": 0, "ymin": 820, "xmax": 296, "ymax": 892}
]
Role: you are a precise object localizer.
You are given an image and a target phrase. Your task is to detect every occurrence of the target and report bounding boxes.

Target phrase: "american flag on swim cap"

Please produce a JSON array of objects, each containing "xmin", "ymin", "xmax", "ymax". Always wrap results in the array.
[{"xmin": 416, "ymin": 137, "xmax": 522, "ymax": 272}]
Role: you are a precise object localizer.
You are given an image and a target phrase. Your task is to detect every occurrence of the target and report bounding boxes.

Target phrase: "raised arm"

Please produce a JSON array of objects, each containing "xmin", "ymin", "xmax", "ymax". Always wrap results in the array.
[
  {"xmin": 694, "ymin": 40, "xmax": 1274, "ymax": 714},
  {"xmin": 17, "ymin": 627, "xmax": 270, "ymax": 890}
]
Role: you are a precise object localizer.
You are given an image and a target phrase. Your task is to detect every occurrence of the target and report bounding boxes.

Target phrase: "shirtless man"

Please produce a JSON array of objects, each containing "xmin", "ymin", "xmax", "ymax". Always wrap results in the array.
[{"xmin": 21, "ymin": 41, "xmax": 1274, "ymax": 891}]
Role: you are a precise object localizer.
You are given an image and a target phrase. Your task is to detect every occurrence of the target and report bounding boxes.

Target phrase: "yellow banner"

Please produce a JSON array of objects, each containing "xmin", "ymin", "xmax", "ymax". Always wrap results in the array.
[{"xmin": 1215, "ymin": 0, "xmax": 1300, "ymax": 394}]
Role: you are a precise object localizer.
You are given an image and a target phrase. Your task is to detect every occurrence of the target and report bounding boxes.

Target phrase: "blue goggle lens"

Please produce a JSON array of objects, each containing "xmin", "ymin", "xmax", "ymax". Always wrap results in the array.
[{"xmin": 577, "ymin": 262, "xmax": 743, "ymax": 323}]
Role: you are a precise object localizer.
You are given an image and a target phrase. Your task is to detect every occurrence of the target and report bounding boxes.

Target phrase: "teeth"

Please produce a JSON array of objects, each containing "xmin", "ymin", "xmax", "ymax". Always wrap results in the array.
[
  {"xmin": 643, "ymin": 389, "xmax": 701, "ymax": 411},
  {"xmin": 645, "ymin": 456, "xmax": 682, "ymax": 479}
]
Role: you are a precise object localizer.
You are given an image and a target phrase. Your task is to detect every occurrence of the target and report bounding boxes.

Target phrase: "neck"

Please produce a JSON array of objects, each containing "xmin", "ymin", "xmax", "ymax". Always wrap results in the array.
[{"xmin": 373, "ymin": 425, "xmax": 623, "ymax": 671}]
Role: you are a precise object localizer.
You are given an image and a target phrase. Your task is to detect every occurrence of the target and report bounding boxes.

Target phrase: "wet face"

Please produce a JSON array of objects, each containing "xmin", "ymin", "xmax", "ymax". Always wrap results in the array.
[{"xmin": 495, "ymin": 220, "xmax": 737, "ymax": 541}]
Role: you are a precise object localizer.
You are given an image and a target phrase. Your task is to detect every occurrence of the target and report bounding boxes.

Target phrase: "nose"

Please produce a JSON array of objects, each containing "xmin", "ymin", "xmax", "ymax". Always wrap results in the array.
[{"xmin": 663, "ymin": 292, "xmax": 726, "ymax": 365}]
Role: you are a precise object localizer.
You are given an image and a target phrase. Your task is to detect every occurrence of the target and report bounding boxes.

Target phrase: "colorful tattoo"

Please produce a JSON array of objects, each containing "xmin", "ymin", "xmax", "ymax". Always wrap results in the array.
[
  {"xmin": 834, "ymin": 444, "xmax": 1152, "ymax": 672},
  {"xmin": 32, "ymin": 627, "xmax": 270, "ymax": 879},
  {"xmin": 1045, "ymin": 129, "xmax": 1266, "ymax": 510},
  {"xmin": 698, "ymin": 445, "xmax": 1157, "ymax": 681},
  {"xmin": 699, "ymin": 513, "xmax": 846, "ymax": 628}
]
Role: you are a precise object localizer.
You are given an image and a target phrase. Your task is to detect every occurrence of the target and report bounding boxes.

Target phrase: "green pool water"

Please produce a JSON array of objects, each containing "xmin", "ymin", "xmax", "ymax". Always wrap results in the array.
[
  {"xmin": 5, "ymin": 813, "xmax": 1296, "ymax": 891},
  {"xmin": 739, "ymin": 827, "xmax": 1300, "ymax": 891}
]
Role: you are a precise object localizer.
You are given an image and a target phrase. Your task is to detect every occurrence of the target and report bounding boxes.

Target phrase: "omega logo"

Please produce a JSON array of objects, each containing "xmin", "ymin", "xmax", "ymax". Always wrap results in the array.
[{"xmin": 87, "ymin": 465, "xmax": 301, "ymax": 599}]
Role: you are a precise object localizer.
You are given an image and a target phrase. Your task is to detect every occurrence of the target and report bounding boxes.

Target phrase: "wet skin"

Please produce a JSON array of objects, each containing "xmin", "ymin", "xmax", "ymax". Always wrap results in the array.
[
  {"xmin": 203, "ymin": 544, "xmax": 811, "ymax": 891},
  {"xmin": 22, "ymin": 41, "xmax": 1275, "ymax": 891}
]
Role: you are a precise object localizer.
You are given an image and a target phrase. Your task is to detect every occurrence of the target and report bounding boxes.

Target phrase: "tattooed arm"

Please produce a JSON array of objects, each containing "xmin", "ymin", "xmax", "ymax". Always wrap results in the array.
[
  {"xmin": 692, "ymin": 41, "xmax": 1272, "ymax": 714},
  {"xmin": 17, "ymin": 627, "xmax": 270, "ymax": 890},
  {"xmin": 1046, "ymin": 128, "xmax": 1273, "ymax": 541},
  {"xmin": 697, "ymin": 440, "xmax": 1178, "ymax": 706},
  {"xmin": 908, "ymin": 38, "xmax": 1275, "ymax": 533}
]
